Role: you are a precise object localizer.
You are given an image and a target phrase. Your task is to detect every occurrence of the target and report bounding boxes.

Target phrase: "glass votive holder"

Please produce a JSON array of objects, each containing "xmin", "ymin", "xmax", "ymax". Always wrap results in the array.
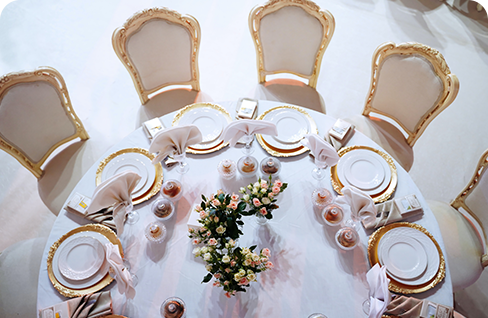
[
  {"xmin": 217, "ymin": 159, "xmax": 237, "ymax": 180},
  {"xmin": 311, "ymin": 188, "xmax": 333, "ymax": 208},
  {"xmin": 335, "ymin": 226, "xmax": 359, "ymax": 250},
  {"xmin": 161, "ymin": 179, "xmax": 183, "ymax": 201},
  {"xmin": 260, "ymin": 157, "xmax": 281, "ymax": 177},
  {"xmin": 145, "ymin": 221, "xmax": 167, "ymax": 244},
  {"xmin": 237, "ymin": 156, "xmax": 258, "ymax": 177},
  {"xmin": 151, "ymin": 198, "xmax": 175, "ymax": 221},
  {"xmin": 321, "ymin": 204, "xmax": 344, "ymax": 226},
  {"xmin": 161, "ymin": 297, "xmax": 186, "ymax": 318}
]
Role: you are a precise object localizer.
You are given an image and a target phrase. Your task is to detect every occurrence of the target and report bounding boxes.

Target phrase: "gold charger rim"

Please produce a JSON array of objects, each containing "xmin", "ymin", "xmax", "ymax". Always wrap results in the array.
[
  {"xmin": 367, "ymin": 222, "xmax": 446, "ymax": 294},
  {"xmin": 330, "ymin": 145, "xmax": 397, "ymax": 203},
  {"xmin": 47, "ymin": 224, "xmax": 123, "ymax": 298},
  {"xmin": 95, "ymin": 148, "xmax": 163, "ymax": 205},
  {"xmin": 172, "ymin": 102, "xmax": 231, "ymax": 154},
  {"xmin": 255, "ymin": 105, "xmax": 318, "ymax": 157}
]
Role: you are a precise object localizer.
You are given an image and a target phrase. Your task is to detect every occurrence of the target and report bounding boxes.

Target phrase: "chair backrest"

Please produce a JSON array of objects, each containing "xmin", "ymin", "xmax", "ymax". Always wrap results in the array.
[
  {"xmin": 0, "ymin": 67, "xmax": 89, "ymax": 179},
  {"xmin": 249, "ymin": 0, "xmax": 335, "ymax": 88},
  {"xmin": 451, "ymin": 149, "xmax": 488, "ymax": 267},
  {"xmin": 112, "ymin": 7, "xmax": 201, "ymax": 104},
  {"xmin": 363, "ymin": 42, "xmax": 459, "ymax": 146}
]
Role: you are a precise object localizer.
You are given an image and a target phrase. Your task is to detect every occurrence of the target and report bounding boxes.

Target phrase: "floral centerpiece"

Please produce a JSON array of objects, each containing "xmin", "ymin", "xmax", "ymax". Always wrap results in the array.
[
  {"xmin": 239, "ymin": 175, "xmax": 288, "ymax": 220},
  {"xmin": 189, "ymin": 189, "xmax": 276, "ymax": 297}
]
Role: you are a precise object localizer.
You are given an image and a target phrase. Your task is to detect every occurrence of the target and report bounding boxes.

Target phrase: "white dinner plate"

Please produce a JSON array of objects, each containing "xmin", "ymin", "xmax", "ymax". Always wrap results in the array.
[
  {"xmin": 101, "ymin": 152, "xmax": 155, "ymax": 198},
  {"xmin": 378, "ymin": 227, "xmax": 440, "ymax": 286},
  {"xmin": 337, "ymin": 149, "xmax": 391, "ymax": 196},
  {"xmin": 378, "ymin": 235, "xmax": 427, "ymax": 280},
  {"xmin": 57, "ymin": 236, "xmax": 105, "ymax": 281},
  {"xmin": 267, "ymin": 109, "xmax": 310, "ymax": 144},
  {"xmin": 178, "ymin": 108, "xmax": 224, "ymax": 144},
  {"xmin": 52, "ymin": 231, "xmax": 110, "ymax": 289}
]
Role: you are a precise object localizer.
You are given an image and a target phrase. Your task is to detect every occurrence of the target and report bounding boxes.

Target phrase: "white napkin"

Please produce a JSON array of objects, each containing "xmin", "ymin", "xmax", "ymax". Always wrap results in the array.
[
  {"xmin": 105, "ymin": 243, "xmax": 136, "ymax": 299},
  {"xmin": 149, "ymin": 125, "xmax": 203, "ymax": 164},
  {"xmin": 300, "ymin": 134, "xmax": 340, "ymax": 167},
  {"xmin": 221, "ymin": 119, "xmax": 277, "ymax": 147},
  {"xmin": 335, "ymin": 186, "xmax": 377, "ymax": 227},
  {"xmin": 366, "ymin": 263, "xmax": 391, "ymax": 318},
  {"xmin": 86, "ymin": 171, "xmax": 141, "ymax": 235}
]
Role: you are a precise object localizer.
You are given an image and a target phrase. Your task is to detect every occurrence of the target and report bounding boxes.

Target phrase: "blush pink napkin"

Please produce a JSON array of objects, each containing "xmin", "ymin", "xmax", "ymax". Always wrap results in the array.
[
  {"xmin": 149, "ymin": 125, "xmax": 202, "ymax": 164},
  {"xmin": 86, "ymin": 171, "xmax": 141, "ymax": 235},
  {"xmin": 105, "ymin": 243, "xmax": 136, "ymax": 299},
  {"xmin": 300, "ymin": 134, "xmax": 340, "ymax": 167},
  {"xmin": 335, "ymin": 186, "xmax": 377, "ymax": 228},
  {"xmin": 221, "ymin": 119, "xmax": 277, "ymax": 147},
  {"xmin": 366, "ymin": 263, "xmax": 391, "ymax": 318}
]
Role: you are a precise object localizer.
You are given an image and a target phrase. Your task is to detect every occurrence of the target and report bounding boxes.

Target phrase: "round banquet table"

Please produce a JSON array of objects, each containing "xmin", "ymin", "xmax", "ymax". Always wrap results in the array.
[{"xmin": 37, "ymin": 100, "xmax": 453, "ymax": 318}]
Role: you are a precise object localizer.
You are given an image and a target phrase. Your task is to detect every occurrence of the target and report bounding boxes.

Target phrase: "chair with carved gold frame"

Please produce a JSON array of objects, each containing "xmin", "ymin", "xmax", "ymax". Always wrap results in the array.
[
  {"xmin": 248, "ymin": 0, "xmax": 334, "ymax": 113},
  {"xmin": 427, "ymin": 149, "xmax": 488, "ymax": 292},
  {"xmin": 112, "ymin": 7, "xmax": 202, "ymax": 110},
  {"xmin": 0, "ymin": 67, "xmax": 89, "ymax": 179},
  {"xmin": 345, "ymin": 42, "xmax": 459, "ymax": 171}
]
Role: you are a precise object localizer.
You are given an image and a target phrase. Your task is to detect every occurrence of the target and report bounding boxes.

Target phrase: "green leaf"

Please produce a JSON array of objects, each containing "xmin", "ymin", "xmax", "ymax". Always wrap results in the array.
[
  {"xmin": 281, "ymin": 184, "xmax": 288, "ymax": 191},
  {"xmin": 250, "ymin": 245, "xmax": 257, "ymax": 251},
  {"xmin": 200, "ymin": 202, "xmax": 206, "ymax": 211},
  {"xmin": 202, "ymin": 194, "xmax": 207, "ymax": 201},
  {"xmin": 237, "ymin": 201, "xmax": 246, "ymax": 212},
  {"xmin": 202, "ymin": 273, "xmax": 213, "ymax": 283},
  {"xmin": 239, "ymin": 210, "xmax": 254, "ymax": 216},
  {"xmin": 236, "ymin": 220, "xmax": 244, "ymax": 225}
]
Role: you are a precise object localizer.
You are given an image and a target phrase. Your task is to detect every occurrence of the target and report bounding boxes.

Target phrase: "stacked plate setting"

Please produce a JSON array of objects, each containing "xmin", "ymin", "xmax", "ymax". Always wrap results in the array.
[{"xmin": 376, "ymin": 227, "xmax": 441, "ymax": 286}]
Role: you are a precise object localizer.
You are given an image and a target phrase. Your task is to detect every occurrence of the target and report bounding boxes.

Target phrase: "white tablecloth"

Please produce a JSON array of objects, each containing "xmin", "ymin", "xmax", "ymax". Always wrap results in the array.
[{"xmin": 37, "ymin": 101, "xmax": 452, "ymax": 318}]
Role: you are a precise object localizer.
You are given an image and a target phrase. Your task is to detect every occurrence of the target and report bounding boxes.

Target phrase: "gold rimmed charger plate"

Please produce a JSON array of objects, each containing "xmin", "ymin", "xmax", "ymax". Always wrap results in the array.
[
  {"xmin": 95, "ymin": 148, "xmax": 163, "ymax": 205},
  {"xmin": 330, "ymin": 145, "xmax": 397, "ymax": 203},
  {"xmin": 368, "ymin": 222, "xmax": 445, "ymax": 294},
  {"xmin": 256, "ymin": 105, "xmax": 318, "ymax": 157},
  {"xmin": 47, "ymin": 224, "xmax": 123, "ymax": 298},
  {"xmin": 172, "ymin": 102, "xmax": 232, "ymax": 154}
]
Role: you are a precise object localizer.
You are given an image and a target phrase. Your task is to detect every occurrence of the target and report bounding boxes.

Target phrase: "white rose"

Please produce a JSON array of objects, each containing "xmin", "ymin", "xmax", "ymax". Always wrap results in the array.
[
  {"xmin": 247, "ymin": 273, "xmax": 256, "ymax": 281},
  {"xmin": 252, "ymin": 189, "xmax": 258, "ymax": 195},
  {"xmin": 252, "ymin": 253, "xmax": 260, "ymax": 262},
  {"xmin": 206, "ymin": 265, "xmax": 212, "ymax": 271},
  {"xmin": 260, "ymin": 188, "xmax": 267, "ymax": 194},
  {"xmin": 242, "ymin": 247, "xmax": 250, "ymax": 255},
  {"xmin": 216, "ymin": 226, "xmax": 226, "ymax": 234},
  {"xmin": 192, "ymin": 247, "xmax": 201, "ymax": 256},
  {"xmin": 222, "ymin": 255, "xmax": 230, "ymax": 263},
  {"xmin": 262, "ymin": 197, "xmax": 271, "ymax": 205},
  {"xmin": 239, "ymin": 269, "xmax": 246, "ymax": 276},
  {"xmin": 239, "ymin": 187, "xmax": 246, "ymax": 193},
  {"xmin": 254, "ymin": 182, "xmax": 260, "ymax": 188},
  {"xmin": 247, "ymin": 184, "xmax": 253, "ymax": 189},
  {"xmin": 243, "ymin": 194, "xmax": 250, "ymax": 201},
  {"xmin": 244, "ymin": 258, "xmax": 252, "ymax": 266},
  {"xmin": 204, "ymin": 253, "xmax": 211, "ymax": 261},
  {"xmin": 201, "ymin": 246, "xmax": 208, "ymax": 253}
]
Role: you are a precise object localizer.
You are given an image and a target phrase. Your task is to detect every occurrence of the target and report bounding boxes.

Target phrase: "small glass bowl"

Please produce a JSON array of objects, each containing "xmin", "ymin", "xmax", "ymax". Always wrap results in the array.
[
  {"xmin": 237, "ymin": 156, "xmax": 258, "ymax": 177},
  {"xmin": 161, "ymin": 179, "xmax": 183, "ymax": 201},
  {"xmin": 161, "ymin": 297, "xmax": 186, "ymax": 318},
  {"xmin": 260, "ymin": 157, "xmax": 281, "ymax": 177},
  {"xmin": 321, "ymin": 204, "xmax": 344, "ymax": 226},
  {"xmin": 335, "ymin": 226, "xmax": 359, "ymax": 250},
  {"xmin": 217, "ymin": 159, "xmax": 237, "ymax": 180},
  {"xmin": 145, "ymin": 221, "xmax": 167, "ymax": 243},
  {"xmin": 151, "ymin": 198, "xmax": 175, "ymax": 221},
  {"xmin": 312, "ymin": 188, "xmax": 333, "ymax": 208}
]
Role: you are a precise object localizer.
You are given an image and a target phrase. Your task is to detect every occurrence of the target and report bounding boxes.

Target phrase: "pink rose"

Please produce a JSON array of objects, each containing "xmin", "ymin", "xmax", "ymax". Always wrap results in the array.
[
  {"xmin": 207, "ymin": 232, "xmax": 211, "ymax": 237},
  {"xmin": 253, "ymin": 198, "xmax": 261, "ymax": 207},
  {"xmin": 238, "ymin": 277, "xmax": 249, "ymax": 286},
  {"xmin": 225, "ymin": 268, "xmax": 231, "ymax": 273},
  {"xmin": 262, "ymin": 248, "xmax": 271, "ymax": 257},
  {"xmin": 212, "ymin": 199, "xmax": 221, "ymax": 206},
  {"xmin": 214, "ymin": 273, "xmax": 221, "ymax": 279},
  {"xmin": 268, "ymin": 192, "xmax": 274, "ymax": 198},
  {"xmin": 214, "ymin": 216, "xmax": 219, "ymax": 222},
  {"xmin": 199, "ymin": 211, "xmax": 207, "ymax": 219},
  {"xmin": 260, "ymin": 181, "xmax": 268, "ymax": 189},
  {"xmin": 217, "ymin": 189, "xmax": 224, "ymax": 195},
  {"xmin": 274, "ymin": 180, "xmax": 283, "ymax": 187},
  {"xmin": 265, "ymin": 261, "xmax": 274, "ymax": 269},
  {"xmin": 230, "ymin": 260, "xmax": 236, "ymax": 267},
  {"xmin": 213, "ymin": 281, "xmax": 220, "ymax": 287},
  {"xmin": 231, "ymin": 193, "xmax": 239, "ymax": 201},
  {"xmin": 195, "ymin": 206, "xmax": 203, "ymax": 212},
  {"xmin": 208, "ymin": 238, "xmax": 217, "ymax": 246},
  {"xmin": 272, "ymin": 186, "xmax": 280, "ymax": 194},
  {"xmin": 192, "ymin": 239, "xmax": 200, "ymax": 245},
  {"xmin": 260, "ymin": 207, "xmax": 267, "ymax": 216},
  {"xmin": 227, "ymin": 202, "xmax": 238, "ymax": 210},
  {"xmin": 225, "ymin": 292, "xmax": 231, "ymax": 298}
]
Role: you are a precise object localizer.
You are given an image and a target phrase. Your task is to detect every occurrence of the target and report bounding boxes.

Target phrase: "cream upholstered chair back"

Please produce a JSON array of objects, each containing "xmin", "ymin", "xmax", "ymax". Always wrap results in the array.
[
  {"xmin": 0, "ymin": 67, "xmax": 89, "ymax": 179},
  {"xmin": 112, "ymin": 7, "xmax": 201, "ymax": 104},
  {"xmin": 451, "ymin": 149, "xmax": 488, "ymax": 267},
  {"xmin": 249, "ymin": 0, "xmax": 335, "ymax": 88},
  {"xmin": 364, "ymin": 42, "xmax": 459, "ymax": 146}
]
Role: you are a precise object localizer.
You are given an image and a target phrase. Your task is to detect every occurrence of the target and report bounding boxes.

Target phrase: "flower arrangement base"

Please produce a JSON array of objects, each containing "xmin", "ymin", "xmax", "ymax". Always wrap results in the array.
[{"xmin": 255, "ymin": 215, "xmax": 269, "ymax": 225}]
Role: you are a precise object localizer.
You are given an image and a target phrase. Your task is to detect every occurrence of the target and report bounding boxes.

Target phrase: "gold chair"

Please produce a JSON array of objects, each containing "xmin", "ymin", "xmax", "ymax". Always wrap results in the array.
[
  {"xmin": 0, "ymin": 67, "xmax": 89, "ymax": 179},
  {"xmin": 427, "ymin": 149, "xmax": 488, "ymax": 292},
  {"xmin": 345, "ymin": 42, "xmax": 459, "ymax": 171},
  {"xmin": 248, "ymin": 0, "xmax": 335, "ymax": 113},
  {"xmin": 112, "ymin": 7, "xmax": 206, "ymax": 117}
]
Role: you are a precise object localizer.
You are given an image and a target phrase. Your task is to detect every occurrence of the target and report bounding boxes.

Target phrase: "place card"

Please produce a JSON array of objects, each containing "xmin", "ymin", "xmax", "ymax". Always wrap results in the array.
[{"xmin": 143, "ymin": 117, "xmax": 165, "ymax": 139}]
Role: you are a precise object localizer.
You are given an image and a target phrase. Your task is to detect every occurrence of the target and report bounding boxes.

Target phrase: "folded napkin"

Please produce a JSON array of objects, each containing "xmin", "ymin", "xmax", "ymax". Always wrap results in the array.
[
  {"xmin": 336, "ymin": 186, "xmax": 377, "ymax": 228},
  {"xmin": 149, "ymin": 125, "xmax": 202, "ymax": 164},
  {"xmin": 86, "ymin": 171, "xmax": 141, "ymax": 235},
  {"xmin": 364, "ymin": 195, "xmax": 424, "ymax": 230},
  {"xmin": 366, "ymin": 263, "xmax": 391, "ymax": 318},
  {"xmin": 105, "ymin": 243, "xmax": 136, "ymax": 299},
  {"xmin": 221, "ymin": 119, "xmax": 278, "ymax": 147},
  {"xmin": 39, "ymin": 291, "xmax": 112, "ymax": 318},
  {"xmin": 300, "ymin": 134, "xmax": 340, "ymax": 167},
  {"xmin": 65, "ymin": 193, "xmax": 117, "ymax": 231}
]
